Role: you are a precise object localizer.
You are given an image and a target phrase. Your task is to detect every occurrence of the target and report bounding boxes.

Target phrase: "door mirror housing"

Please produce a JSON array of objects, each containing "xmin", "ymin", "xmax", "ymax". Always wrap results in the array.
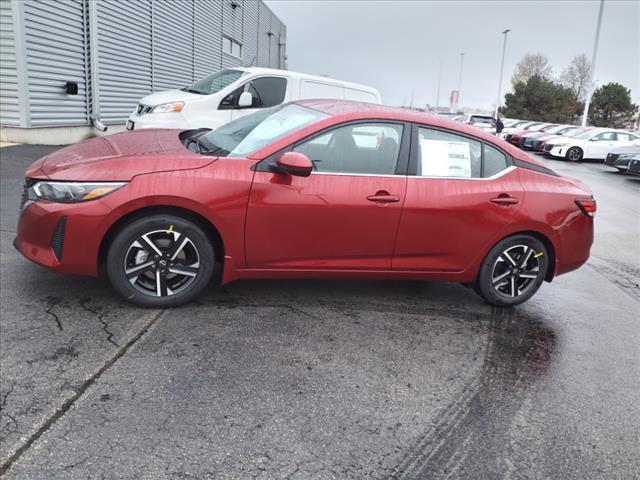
[
  {"xmin": 276, "ymin": 152, "xmax": 313, "ymax": 177},
  {"xmin": 238, "ymin": 91, "xmax": 253, "ymax": 108}
]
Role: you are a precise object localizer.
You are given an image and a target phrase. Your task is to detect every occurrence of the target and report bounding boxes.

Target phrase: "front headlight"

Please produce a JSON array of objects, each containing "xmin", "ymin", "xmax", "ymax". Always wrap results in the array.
[
  {"xmin": 151, "ymin": 102, "xmax": 185, "ymax": 114},
  {"xmin": 29, "ymin": 181, "xmax": 127, "ymax": 203}
]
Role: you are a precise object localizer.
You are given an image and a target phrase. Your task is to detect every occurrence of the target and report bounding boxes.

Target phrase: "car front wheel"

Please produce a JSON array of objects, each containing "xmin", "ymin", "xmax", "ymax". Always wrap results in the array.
[
  {"xmin": 566, "ymin": 146, "xmax": 583, "ymax": 162},
  {"xmin": 474, "ymin": 235, "xmax": 549, "ymax": 307},
  {"xmin": 106, "ymin": 214, "xmax": 215, "ymax": 307}
]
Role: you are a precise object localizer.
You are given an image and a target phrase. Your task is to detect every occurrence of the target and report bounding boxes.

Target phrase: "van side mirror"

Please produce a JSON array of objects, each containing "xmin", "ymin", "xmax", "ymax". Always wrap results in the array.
[
  {"xmin": 276, "ymin": 152, "xmax": 313, "ymax": 177},
  {"xmin": 238, "ymin": 91, "xmax": 253, "ymax": 108}
]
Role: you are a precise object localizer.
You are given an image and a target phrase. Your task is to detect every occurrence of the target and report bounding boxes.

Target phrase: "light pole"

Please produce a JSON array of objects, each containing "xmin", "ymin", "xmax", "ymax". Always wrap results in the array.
[
  {"xmin": 581, "ymin": 0, "xmax": 605, "ymax": 126},
  {"xmin": 457, "ymin": 52, "xmax": 465, "ymax": 109},
  {"xmin": 435, "ymin": 58, "xmax": 442, "ymax": 110},
  {"xmin": 495, "ymin": 29, "xmax": 510, "ymax": 119}
]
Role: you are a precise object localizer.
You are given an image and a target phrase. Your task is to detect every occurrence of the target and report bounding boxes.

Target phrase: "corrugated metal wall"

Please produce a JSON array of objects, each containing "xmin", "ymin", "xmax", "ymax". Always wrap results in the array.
[
  {"xmin": 96, "ymin": 0, "xmax": 152, "ymax": 124},
  {"xmin": 0, "ymin": 0, "xmax": 20, "ymax": 125},
  {"xmin": 152, "ymin": 0, "xmax": 195, "ymax": 90},
  {"xmin": 0, "ymin": 0, "xmax": 286, "ymax": 127},
  {"xmin": 241, "ymin": 0, "xmax": 259, "ymax": 68},
  {"xmin": 194, "ymin": 0, "xmax": 223, "ymax": 78},
  {"xmin": 221, "ymin": 0, "xmax": 242, "ymax": 69},
  {"xmin": 23, "ymin": 0, "xmax": 89, "ymax": 126}
]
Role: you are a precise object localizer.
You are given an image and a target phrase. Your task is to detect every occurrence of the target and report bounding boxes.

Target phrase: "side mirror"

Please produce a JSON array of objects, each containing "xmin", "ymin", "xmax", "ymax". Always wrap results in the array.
[
  {"xmin": 276, "ymin": 152, "xmax": 313, "ymax": 177},
  {"xmin": 238, "ymin": 91, "xmax": 253, "ymax": 108}
]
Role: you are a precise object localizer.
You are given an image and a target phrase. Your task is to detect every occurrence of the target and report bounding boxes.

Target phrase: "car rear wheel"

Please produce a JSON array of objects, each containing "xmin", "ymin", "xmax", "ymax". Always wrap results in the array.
[
  {"xmin": 474, "ymin": 235, "xmax": 549, "ymax": 307},
  {"xmin": 106, "ymin": 214, "xmax": 215, "ymax": 307},
  {"xmin": 566, "ymin": 146, "xmax": 583, "ymax": 162}
]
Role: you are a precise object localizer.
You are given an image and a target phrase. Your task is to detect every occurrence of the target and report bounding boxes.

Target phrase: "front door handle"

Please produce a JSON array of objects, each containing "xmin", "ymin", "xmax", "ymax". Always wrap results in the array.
[
  {"xmin": 367, "ymin": 190, "xmax": 400, "ymax": 203},
  {"xmin": 490, "ymin": 194, "xmax": 519, "ymax": 206}
]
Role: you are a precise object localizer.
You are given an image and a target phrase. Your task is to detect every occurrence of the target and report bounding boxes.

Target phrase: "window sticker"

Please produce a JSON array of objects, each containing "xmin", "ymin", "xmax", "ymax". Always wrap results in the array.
[{"xmin": 420, "ymin": 139, "xmax": 472, "ymax": 178}]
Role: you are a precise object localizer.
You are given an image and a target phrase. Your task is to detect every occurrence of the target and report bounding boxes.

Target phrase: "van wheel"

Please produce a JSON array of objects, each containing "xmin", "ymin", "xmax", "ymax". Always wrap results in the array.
[
  {"xmin": 474, "ymin": 235, "xmax": 548, "ymax": 307},
  {"xmin": 106, "ymin": 215, "xmax": 215, "ymax": 307}
]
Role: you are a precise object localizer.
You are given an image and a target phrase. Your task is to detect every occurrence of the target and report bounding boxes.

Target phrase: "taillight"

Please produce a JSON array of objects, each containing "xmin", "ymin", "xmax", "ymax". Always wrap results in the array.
[{"xmin": 575, "ymin": 198, "xmax": 596, "ymax": 217}]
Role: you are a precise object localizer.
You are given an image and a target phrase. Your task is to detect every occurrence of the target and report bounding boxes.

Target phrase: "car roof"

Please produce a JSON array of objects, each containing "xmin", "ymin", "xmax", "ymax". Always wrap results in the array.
[
  {"xmin": 235, "ymin": 67, "xmax": 379, "ymax": 93},
  {"xmin": 290, "ymin": 100, "xmax": 548, "ymax": 168}
]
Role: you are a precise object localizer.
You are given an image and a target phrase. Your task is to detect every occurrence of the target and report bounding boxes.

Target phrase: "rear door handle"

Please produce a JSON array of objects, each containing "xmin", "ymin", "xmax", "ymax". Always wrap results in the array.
[
  {"xmin": 367, "ymin": 190, "xmax": 400, "ymax": 203},
  {"xmin": 490, "ymin": 194, "xmax": 519, "ymax": 206}
]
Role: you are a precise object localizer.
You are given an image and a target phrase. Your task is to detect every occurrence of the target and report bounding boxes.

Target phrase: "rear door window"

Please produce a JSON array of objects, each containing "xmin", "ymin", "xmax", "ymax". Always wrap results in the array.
[
  {"xmin": 417, "ymin": 128, "xmax": 482, "ymax": 178},
  {"xmin": 482, "ymin": 144, "xmax": 509, "ymax": 177}
]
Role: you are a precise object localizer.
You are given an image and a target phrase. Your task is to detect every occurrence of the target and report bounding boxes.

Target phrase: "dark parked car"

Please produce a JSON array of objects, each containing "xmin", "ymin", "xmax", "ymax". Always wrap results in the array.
[
  {"xmin": 627, "ymin": 158, "xmax": 640, "ymax": 176},
  {"xmin": 604, "ymin": 146, "xmax": 640, "ymax": 172}
]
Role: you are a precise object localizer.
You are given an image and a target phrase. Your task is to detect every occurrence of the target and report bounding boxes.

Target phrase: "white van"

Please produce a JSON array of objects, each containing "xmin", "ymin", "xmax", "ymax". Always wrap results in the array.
[{"xmin": 126, "ymin": 67, "xmax": 381, "ymax": 131}]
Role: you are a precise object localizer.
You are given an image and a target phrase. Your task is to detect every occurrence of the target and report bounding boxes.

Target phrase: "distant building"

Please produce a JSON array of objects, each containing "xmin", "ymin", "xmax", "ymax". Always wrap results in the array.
[{"xmin": 0, "ymin": 0, "xmax": 286, "ymax": 143}]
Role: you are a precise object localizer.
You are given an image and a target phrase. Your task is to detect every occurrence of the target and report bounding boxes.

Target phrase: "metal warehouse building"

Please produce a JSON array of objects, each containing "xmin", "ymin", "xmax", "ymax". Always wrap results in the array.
[{"xmin": 0, "ymin": 0, "xmax": 286, "ymax": 143}]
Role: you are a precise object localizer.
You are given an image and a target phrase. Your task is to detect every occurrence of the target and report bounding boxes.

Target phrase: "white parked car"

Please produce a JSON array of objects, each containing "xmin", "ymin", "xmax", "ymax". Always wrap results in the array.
[
  {"xmin": 127, "ymin": 68, "xmax": 381, "ymax": 131},
  {"xmin": 546, "ymin": 128, "xmax": 640, "ymax": 162},
  {"xmin": 460, "ymin": 113, "xmax": 496, "ymax": 133}
]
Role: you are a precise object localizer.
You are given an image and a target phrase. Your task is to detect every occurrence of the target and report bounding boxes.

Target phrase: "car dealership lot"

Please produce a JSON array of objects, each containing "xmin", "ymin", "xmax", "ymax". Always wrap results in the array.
[{"xmin": 1, "ymin": 146, "xmax": 639, "ymax": 479}]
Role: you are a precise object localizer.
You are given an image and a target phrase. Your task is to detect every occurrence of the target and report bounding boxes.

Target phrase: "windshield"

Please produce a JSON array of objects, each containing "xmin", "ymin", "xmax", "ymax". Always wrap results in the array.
[
  {"xmin": 575, "ymin": 130, "xmax": 598, "ymax": 140},
  {"xmin": 471, "ymin": 116, "xmax": 493, "ymax": 124},
  {"xmin": 182, "ymin": 69, "xmax": 245, "ymax": 95},
  {"xmin": 200, "ymin": 104, "xmax": 329, "ymax": 157}
]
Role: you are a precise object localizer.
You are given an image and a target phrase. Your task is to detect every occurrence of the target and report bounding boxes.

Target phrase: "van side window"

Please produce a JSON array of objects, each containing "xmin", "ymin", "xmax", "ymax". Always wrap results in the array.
[
  {"xmin": 219, "ymin": 77, "xmax": 287, "ymax": 110},
  {"xmin": 251, "ymin": 77, "xmax": 287, "ymax": 107}
]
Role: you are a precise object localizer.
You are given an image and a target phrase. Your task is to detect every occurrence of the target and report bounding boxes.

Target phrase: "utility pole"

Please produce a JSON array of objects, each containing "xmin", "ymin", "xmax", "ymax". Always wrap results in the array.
[
  {"xmin": 435, "ymin": 58, "xmax": 442, "ymax": 110},
  {"xmin": 581, "ymin": 0, "xmax": 605, "ymax": 126},
  {"xmin": 495, "ymin": 29, "xmax": 510, "ymax": 119},
  {"xmin": 457, "ymin": 52, "xmax": 465, "ymax": 109}
]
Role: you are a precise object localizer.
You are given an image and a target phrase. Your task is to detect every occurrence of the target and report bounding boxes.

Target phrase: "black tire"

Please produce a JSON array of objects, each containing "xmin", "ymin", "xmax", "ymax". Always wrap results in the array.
[
  {"xmin": 106, "ymin": 214, "xmax": 215, "ymax": 307},
  {"xmin": 474, "ymin": 234, "xmax": 549, "ymax": 307},
  {"xmin": 566, "ymin": 146, "xmax": 583, "ymax": 162}
]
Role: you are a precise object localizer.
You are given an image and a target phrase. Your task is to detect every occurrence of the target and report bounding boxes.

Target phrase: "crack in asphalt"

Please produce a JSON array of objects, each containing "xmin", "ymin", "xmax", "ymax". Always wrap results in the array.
[
  {"xmin": 588, "ymin": 257, "xmax": 640, "ymax": 302},
  {"xmin": 0, "ymin": 384, "xmax": 14, "ymax": 412},
  {"xmin": 79, "ymin": 298, "xmax": 119, "ymax": 347},
  {"xmin": 44, "ymin": 296, "xmax": 63, "ymax": 331},
  {"xmin": 0, "ymin": 309, "xmax": 166, "ymax": 476}
]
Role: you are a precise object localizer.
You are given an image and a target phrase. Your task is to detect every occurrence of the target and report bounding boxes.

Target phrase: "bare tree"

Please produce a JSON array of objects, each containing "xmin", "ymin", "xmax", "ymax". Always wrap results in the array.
[
  {"xmin": 511, "ymin": 53, "xmax": 553, "ymax": 86},
  {"xmin": 560, "ymin": 54, "xmax": 592, "ymax": 102}
]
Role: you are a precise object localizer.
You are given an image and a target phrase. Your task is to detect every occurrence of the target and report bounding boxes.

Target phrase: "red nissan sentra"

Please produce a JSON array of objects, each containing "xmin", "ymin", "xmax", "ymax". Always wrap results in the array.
[{"xmin": 15, "ymin": 100, "xmax": 595, "ymax": 308}]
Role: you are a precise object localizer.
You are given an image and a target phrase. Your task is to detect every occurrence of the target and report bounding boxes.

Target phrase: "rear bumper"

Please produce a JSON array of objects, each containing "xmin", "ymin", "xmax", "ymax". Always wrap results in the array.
[{"xmin": 554, "ymin": 213, "xmax": 594, "ymax": 277}]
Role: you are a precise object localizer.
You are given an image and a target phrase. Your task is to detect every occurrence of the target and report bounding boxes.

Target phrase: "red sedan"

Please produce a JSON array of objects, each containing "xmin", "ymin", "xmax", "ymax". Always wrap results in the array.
[{"xmin": 16, "ymin": 101, "xmax": 595, "ymax": 307}]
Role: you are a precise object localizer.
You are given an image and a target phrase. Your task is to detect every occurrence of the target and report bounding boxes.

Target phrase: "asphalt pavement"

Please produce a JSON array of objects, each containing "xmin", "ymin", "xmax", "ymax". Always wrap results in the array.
[{"xmin": 0, "ymin": 145, "xmax": 638, "ymax": 479}]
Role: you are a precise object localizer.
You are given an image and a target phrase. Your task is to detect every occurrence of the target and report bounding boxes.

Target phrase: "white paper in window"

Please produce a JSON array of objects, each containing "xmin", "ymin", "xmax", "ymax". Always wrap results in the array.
[{"xmin": 420, "ymin": 139, "xmax": 472, "ymax": 178}]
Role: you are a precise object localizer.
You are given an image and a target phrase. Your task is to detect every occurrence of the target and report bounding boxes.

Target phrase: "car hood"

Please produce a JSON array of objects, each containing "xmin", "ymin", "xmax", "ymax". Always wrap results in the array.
[
  {"xmin": 27, "ymin": 129, "xmax": 217, "ymax": 181},
  {"xmin": 139, "ymin": 88, "xmax": 206, "ymax": 106}
]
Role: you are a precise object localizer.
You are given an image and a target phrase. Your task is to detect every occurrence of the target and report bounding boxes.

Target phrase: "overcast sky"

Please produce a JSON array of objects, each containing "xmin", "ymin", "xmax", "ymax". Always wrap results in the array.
[{"xmin": 266, "ymin": 0, "xmax": 639, "ymax": 111}]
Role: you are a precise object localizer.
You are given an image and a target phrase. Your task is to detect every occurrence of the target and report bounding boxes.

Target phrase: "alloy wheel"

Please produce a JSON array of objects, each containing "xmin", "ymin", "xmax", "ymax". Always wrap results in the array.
[
  {"xmin": 491, "ymin": 244, "xmax": 542, "ymax": 298},
  {"xmin": 568, "ymin": 148, "xmax": 582, "ymax": 161},
  {"xmin": 123, "ymin": 229, "xmax": 200, "ymax": 297}
]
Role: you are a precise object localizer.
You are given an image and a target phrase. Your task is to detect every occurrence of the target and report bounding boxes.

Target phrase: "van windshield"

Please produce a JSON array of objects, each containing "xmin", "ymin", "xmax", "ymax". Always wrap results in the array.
[
  {"xmin": 199, "ymin": 104, "xmax": 329, "ymax": 157},
  {"xmin": 182, "ymin": 69, "xmax": 245, "ymax": 95}
]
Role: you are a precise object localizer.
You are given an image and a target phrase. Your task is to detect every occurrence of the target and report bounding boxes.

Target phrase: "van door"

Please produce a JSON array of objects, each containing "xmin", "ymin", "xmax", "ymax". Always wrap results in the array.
[{"xmin": 219, "ymin": 77, "xmax": 288, "ymax": 122}]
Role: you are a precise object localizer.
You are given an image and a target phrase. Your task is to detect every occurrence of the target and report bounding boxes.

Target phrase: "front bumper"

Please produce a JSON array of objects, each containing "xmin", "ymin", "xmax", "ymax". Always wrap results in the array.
[
  {"xmin": 15, "ymin": 198, "xmax": 112, "ymax": 276},
  {"xmin": 126, "ymin": 111, "xmax": 190, "ymax": 130},
  {"xmin": 604, "ymin": 153, "xmax": 633, "ymax": 170},
  {"xmin": 548, "ymin": 146, "xmax": 566, "ymax": 158}
]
